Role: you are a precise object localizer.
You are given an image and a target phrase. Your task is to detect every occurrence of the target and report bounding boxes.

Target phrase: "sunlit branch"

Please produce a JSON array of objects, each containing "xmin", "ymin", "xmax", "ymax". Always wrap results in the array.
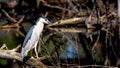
[{"xmin": 0, "ymin": 45, "xmax": 48, "ymax": 68}]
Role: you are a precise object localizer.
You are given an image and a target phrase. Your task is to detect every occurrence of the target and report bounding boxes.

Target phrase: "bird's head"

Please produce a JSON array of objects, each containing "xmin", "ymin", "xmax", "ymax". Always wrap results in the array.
[{"xmin": 37, "ymin": 16, "xmax": 51, "ymax": 24}]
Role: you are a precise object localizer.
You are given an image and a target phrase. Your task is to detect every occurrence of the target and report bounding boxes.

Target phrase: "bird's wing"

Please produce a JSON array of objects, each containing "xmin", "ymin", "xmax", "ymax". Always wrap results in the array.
[{"xmin": 22, "ymin": 26, "xmax": 35, "ymax": 47}]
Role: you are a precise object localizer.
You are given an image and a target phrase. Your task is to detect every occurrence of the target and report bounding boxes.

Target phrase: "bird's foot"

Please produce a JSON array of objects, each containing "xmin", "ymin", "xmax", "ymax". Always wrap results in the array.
[
  {"xmin": 31, "ymin": 56, "xmax": 39, "ymax": 59},
  {"xmin": 35, "ymin": 56, "xmax": 39, "ymax": 59}
]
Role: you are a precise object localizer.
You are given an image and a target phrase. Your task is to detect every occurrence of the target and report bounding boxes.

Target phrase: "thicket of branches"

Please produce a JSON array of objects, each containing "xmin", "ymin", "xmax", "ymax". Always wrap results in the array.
[{"xmin": 0, "ymin": 0, "xmax": 119, "ymax": 68}]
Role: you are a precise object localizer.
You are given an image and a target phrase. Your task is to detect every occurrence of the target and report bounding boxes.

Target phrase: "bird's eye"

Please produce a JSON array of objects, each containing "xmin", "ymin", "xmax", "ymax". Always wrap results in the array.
[{"xmin": 45, "ymin": 18, "xmax": 48, "ymax": 21}]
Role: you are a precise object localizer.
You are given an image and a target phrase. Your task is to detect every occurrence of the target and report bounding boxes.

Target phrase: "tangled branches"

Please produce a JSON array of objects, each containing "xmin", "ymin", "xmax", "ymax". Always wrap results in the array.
[{"xmin": 0, "ymin": 0, "xmax": 119, "ymax": 68}]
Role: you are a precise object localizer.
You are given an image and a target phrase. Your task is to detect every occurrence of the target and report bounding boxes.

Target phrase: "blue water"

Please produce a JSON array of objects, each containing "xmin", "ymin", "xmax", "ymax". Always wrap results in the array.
[{"xmin": 60, "ymin": 44, "xmax": 78, "ymax": 59}]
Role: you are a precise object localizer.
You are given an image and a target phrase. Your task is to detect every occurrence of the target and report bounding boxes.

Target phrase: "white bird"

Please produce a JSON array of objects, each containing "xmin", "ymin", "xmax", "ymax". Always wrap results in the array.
[{"xmin": 21, "ymin": 16, "xmax": 51, "ymax": 58}]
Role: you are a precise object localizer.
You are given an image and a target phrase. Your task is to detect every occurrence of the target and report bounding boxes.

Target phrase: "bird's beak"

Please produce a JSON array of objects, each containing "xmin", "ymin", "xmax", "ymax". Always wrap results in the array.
[{"xmin": 47, "ymin": 21, "xmax": 52, "ymax": 24}]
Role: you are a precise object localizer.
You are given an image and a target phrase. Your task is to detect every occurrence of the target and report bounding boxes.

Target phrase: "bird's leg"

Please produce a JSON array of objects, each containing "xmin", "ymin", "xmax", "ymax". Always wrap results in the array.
[
  {"xmin": 34, "ymin": 45, "xmax": 39, "ymax": 59},
  {"xmin": 34, "ymin": 41, "xmax": 39, "ymax": 59}
]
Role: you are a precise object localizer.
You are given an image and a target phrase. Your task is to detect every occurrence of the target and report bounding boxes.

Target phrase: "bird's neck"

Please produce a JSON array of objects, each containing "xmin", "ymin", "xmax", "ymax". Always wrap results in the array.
[
  {"xmin": 36, "ymin": 21, "xmax": 44, "ymax": 27},
  {"xmin": 34, "ymin": 22, "xmax": 44, "ymax": 34}
]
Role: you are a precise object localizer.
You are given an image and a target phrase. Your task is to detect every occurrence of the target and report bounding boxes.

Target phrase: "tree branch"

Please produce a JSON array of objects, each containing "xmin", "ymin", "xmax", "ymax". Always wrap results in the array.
[
  {"xmin": 0, "ymin": 45, "xmax": 48, "ymax": 68},
  {"xmin": 1, "ymin": 9, "xmax": 17, "ymax": 23},
  {"xmin": 47, "ymin": 17, "xmax": 86, "ymax": 27}
]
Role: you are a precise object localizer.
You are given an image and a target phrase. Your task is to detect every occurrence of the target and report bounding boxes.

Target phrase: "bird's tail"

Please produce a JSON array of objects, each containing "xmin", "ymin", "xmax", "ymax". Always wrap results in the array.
[
  {"xmin": 21, "ymin": 49, "xmax": 24, "ymax": 57},
  {"xmin": 21, "ymin": 48, "xmax": 30, "ymax": 62},
  {"xmin": 21, "ymin": 48, "xmax": 27, "ymax": 57}
]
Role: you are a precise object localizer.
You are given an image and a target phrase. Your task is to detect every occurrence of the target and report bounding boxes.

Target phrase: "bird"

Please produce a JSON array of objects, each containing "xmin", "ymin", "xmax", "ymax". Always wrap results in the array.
[{"xmin": 21, "ymin": 16, "xmax": 51, "ymax": 58}]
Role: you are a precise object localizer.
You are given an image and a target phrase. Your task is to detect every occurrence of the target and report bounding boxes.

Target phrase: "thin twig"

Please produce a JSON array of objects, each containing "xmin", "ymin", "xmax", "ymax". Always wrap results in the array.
[
  {"xmin": 2, "ymin": 9, "xmax": 17, "ymax": 23},
  {"xmin": 0, "ymin": 25, "xmax": 17, "ymax": 29},
  {"xmin": 92, "ymin": 31, "xmax": 100, "ymax": 50},
  {"xmin": 15, "ymin": 29, "xmax": 25, "ymax": 37},
  {"xmin": 0, "ymin": 44, "xmax": 8, "ymax": 50},
  {"xmin": 15, "ymin": 16, "xmax": 25, "ymax": 25},
  {"xmin": 67, "ymin": 0, "xmax": 79, "ymax": 12},
  {"xmin": 12, "ymin": 44, "xmax": 21, "ymax": 52},
  {"xmin": 42, "ymin": 1, "xmax": 72, "ymax": 12}
]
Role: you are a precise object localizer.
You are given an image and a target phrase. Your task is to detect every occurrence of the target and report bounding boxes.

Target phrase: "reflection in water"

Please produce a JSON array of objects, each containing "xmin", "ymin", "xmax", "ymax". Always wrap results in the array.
[{"xmin": 60, "ymin": 43, "xmax": 78, "ymax": 59}]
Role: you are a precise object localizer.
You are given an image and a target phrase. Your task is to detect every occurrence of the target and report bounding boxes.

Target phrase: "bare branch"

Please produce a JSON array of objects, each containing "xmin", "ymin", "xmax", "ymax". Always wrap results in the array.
[
  {"xmin": 0, "ymin": 44, "xmax": 8, "ymax": 50},
  {"xmin": 15, "ymin": 16, "xmax": 25, "ymax": 25},
  {"xmin": 48, "ymin": 27, "xmax": 87, "ymax": 33},
  {"xmin": 12, "ymin": 44, "xmax": 21, "ymax": 52},
  {"xmin": 47, "ymin": 17, "xmax": 86, "ymax": 27},
  {"xmin": 0, "ymin": 25, "xmax": 17, "ymax": 29},
  {"xmin": 2, "ymin": 9, "xmax": 17, "ymax": 23},
  {"xmin": 42, "ymin": 1, "xmax": 72, "ymax": 12},
  {"xmin": 0, "ymin": 48, "xmax": 48, "ymax": 68},
  {"xmin": 15, "ymin": 29, "xmax": 25, "ymax": 37}
]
